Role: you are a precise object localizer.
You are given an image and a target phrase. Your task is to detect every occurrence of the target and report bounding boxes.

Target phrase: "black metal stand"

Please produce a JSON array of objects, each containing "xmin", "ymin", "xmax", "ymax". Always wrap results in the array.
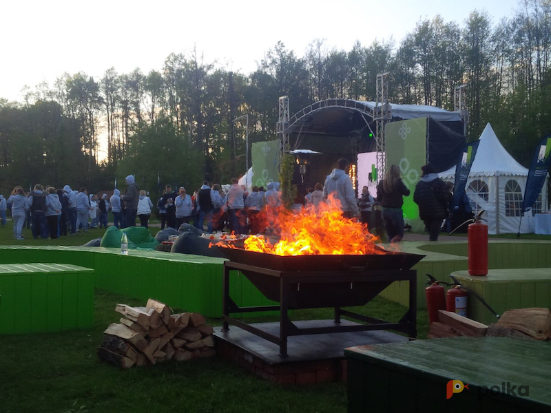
[{"xmin": 222, "ymin": 261, "xmax": 417, "ymax": 357}]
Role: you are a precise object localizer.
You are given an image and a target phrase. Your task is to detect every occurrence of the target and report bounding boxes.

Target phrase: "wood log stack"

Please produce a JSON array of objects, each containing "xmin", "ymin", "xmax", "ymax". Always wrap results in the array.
[
  {"xmin": 428, "ymin": 308, "xmax": 551, "ymax": 341},
  {"xmin": 97, "ymin": 299, "xmax": 216, "ymax": 369}
]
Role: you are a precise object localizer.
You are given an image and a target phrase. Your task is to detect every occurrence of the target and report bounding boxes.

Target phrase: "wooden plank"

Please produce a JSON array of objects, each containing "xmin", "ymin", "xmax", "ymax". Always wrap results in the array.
[
  {"xmin": 438, "ymin": 310, "xmax": 487, "ymax": 337},
  {"xmin": 520, "ymin": 283, "xmax": 536, "ymax": 309},
  {"xmin": 13, "ymin": 275, "xmax": 32, "ymax": 334},
  {"xmin": 76, "ymin": 271, "xmax": 93, "ymax": 329},
  {"xmin": 0, "ymin": 275, "xmax": 15, "ymax": 334}
]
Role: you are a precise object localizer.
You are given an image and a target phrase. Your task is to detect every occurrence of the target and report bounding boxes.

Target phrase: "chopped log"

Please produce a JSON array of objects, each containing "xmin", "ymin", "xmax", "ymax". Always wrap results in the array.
[
  {"xmin": 168, "ymin": 313, "xmax": 190, "ymax": 334},
  {"xmin": 177, "ymin": 327, "xmax": 202, "ymax": 342},
  {"xmin": 189, "ymin": 313, "xmax": 206, "ymax": 327},
  {"xmin": 427, "ymin": 322, "xmax": 461, "ymax": 339},
  {"xmin": 100, "ymin": 334, "xmax": 139, "ymax": 361},
  {"xmin": 201, "ymin": 335, "xmax": 215, "ymax": 348},
  {"xmin": 146, "ymin": 337, "xmax": 162, "ymax": 355},
  {"xmin": 438, "ymin": 310, "xmax": 488, "ymax": 337},
  {"xmin": 165, "ymin": 343, "xmax": 175, "ymax": 361},
  {"xmin": 146, "ymin": 299, "xmax": 171, "ymax": 325},
  {"xmin": 185, "ymin": 340, "xmax": 205, "ymax": 351},
  {"xmin": 174, "ymin": 349, "xmax": 193, "ymax": 362},
  {"xmin": 157, "ymin": 332, "xmax": 174, "ymax": 351},
  {"xmin": 487, "ymin": 324, "xmax": 532, "ymax": 340},
  {"xmin": 135, "ymin": 354, "xmax": 147, "ymax": 367},
  {"xmin": 97, "ymin": 347, "xmax": 135, "ymax": 369},
  {"xmin": 104, "ymin": 323, "xmax": 148, "ymax": 351},
  {"xmin": 197, "ymin": 324, "xmax": 214, "ymax": 336},
  {"xmin": 115, "ymin": 305, "xmax": 154, "ymax": 329},
  {"xmin": 497, "ymin": 308, "xmax": 551, "ymax": 340},
  {"xmin": 171, "ymin": 338, "xmax": 187, "ymax": 348},
  {"xmin": 192, "ymin": 350, "xmax": 202, "ymax": 359},
  {"xmin": 153, "ymin": 350, "xmax": 166, "ymax": 358},
  {"xmin": 120, "ymin": 317, "xmax": 147, "ymax": 334},
  {"xmin": 148, "ymin": 324, "xmax": 168, "ymax": 339},
  {"xmin": 201, "ymin": 348, "xmax": 216, "ymax": 358}
]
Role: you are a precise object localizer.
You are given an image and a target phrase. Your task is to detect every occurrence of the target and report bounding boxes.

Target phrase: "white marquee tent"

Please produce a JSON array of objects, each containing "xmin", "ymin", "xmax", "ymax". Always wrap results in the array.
[{"xmin": 439, "ymin": 123, "xmax": 548, "ymax": 234}]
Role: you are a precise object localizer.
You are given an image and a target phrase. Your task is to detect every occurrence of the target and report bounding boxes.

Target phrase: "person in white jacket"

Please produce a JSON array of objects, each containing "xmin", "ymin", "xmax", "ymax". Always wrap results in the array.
[{"xmin": 137, "ymin": 190, "xmax": 154, "ymax": 228}]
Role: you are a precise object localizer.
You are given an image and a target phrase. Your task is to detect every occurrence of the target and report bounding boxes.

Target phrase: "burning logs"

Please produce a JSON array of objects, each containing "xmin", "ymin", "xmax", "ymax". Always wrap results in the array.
[{"xmin": 97, "ymin": 299, "xmax": 216, "ymax": 369}]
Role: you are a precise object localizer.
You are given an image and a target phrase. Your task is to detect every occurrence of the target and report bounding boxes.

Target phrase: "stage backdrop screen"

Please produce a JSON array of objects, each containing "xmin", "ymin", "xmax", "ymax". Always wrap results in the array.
[
  {"xmin": 385, "ymin": 118, "xmax": 427, "ymax": 227},
  {"xmin": 252, "ymin": 140, "xmax": 280, "ymax": 188}
]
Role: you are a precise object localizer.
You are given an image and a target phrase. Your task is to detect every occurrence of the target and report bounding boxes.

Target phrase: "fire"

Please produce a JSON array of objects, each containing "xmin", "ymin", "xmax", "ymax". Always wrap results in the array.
[{"xmin": 235, "ymin": 194, "xmax": 382, "ymax": 256}]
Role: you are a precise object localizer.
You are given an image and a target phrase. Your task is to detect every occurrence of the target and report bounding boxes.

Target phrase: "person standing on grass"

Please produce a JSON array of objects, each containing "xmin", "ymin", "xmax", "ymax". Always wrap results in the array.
[
  {"xmin": 245, "ymin": 186, "xmax": 264, "ymax": 234},
  {"xmin": 414, "ymin": 164, "xmax": 451, "ymax": 242},
  {"xmin": 323, "ymin": 158, "xmax": 360, "ymax": 220},
  {"xmin": 45, "ymin": 187, "xmax": 61, "ymax": 239},
  {"xmin": 8, "ymin": 187, "xmax": 27, "ymax": 240},
  {"xmin": 57, "ymin": 189, "xmax": 68, "ymax": 236},
  {"xmin": 227, "ymin": 178, "xmax": 245, "ymax": 234},
  {"xmin": 63, "ymin": 185, "xmax": 77, "ymax": 234},
  {"xmin": 137, "ymin": 190, "xmax": 154, "ymax": 228},
  {"xmin": 210, "ymin": 184, "xmax": 225, "ymax": 232},
  {"xmin": 175, "ymin": 187, "xmax": 193, "ymax": 229},
  {"xmin": 161, "ymin": 185, "xmax": 177, "ymax": 229},
  {"xmin": 89, "ymin": 195, "xmax": 98, "ymax": 228},
  {"xmin": 0, "ymin": 195, "xmax": 6, "ymax": 226},
  {"xmin": 110, "ymin": 189, "xmax": 122, "ymax": 228},
  {"xmin": 358, "ymin": 186, "xmax": 375, "ymax": 227},
  {"xmin": 76, "ymin": 187, "xmax": 90, "ymax": 232},
  {"xmin": 122, "ymin": 175, "xmax": 139, "ymax": 227},
  {"xmin": 197, "ymin": 181, "xmax": 214, "ymax": 233},
  {"xmin": 27, "ymin": 184, "xmax": 49, "ymax": 239},
  {"xmin": 98, "ymin": 194, "xmax": 108, "ymax": 229},
  {"xmin": 376, "ymin": 165, "xmax": 410, "ymax": 243}
]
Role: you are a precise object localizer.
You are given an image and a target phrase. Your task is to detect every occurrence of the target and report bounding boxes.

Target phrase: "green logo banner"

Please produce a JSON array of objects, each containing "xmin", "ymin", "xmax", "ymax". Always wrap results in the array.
[
  {"xmin": 252, "ymin": 140, "xmax": 280, "ymax": 188},
  {"xmin": 385, "ymin": 118, "xmax": 427, "ymax": 225}
]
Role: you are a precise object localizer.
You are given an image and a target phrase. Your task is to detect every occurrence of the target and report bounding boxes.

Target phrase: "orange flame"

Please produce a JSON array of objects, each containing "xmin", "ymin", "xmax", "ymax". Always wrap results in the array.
[{"xmin": 239, "ymin": 194, "xmax": 382, "ymax": 256}]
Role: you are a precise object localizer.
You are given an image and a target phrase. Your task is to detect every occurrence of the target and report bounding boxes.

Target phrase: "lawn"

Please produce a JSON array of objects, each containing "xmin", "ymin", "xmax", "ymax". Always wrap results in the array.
[
  {"xmin": 0, "ymin": 217, "xmax": 430, "ymax": 413},
  {"xmin": 0, "ymin": 218, "xmax": 161, "ymax": 246}
]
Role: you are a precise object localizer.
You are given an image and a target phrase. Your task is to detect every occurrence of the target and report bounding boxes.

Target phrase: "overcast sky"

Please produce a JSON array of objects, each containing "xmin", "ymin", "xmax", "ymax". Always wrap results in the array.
[{"xmin": 2, "ymin": 0, "xmax": 521, "ymax": 103}]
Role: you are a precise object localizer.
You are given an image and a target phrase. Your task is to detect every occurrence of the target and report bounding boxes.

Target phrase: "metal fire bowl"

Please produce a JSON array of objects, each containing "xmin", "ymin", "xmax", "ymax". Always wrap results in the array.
[{"xmin": 219, "ymin": 247, "xmax": 425, "ymax": 272}]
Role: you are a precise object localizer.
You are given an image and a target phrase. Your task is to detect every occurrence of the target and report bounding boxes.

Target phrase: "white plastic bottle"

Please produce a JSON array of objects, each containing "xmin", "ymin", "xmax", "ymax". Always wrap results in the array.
[{"xmin": 121, "ymin": 232, "xmax": 128, "ymax": 255}]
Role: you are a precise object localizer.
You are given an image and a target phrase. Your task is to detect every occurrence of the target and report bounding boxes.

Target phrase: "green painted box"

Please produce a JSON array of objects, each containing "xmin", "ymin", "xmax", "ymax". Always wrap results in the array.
[
  {"xmin": 346, "ymin": 337, "xmax": 551, "ymax": 413},
  {"xmin": 453, "ymin": 268, "xmax": 551, "ymax": 325},
  {"xmin": 0, "ymin": 263, "xmax": 94, "ymax": 334}
]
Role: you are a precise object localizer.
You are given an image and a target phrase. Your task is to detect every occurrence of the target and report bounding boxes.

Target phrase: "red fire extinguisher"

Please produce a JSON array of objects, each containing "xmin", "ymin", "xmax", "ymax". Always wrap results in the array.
[
  {"xmin": 468, "ymin": 210, "xmax": 488, "ymax": 276},
  {"xmin": 446, "ymin": 285, "xmax": 468, "ymax": 317},
  {"xmin": 425, "ymin": 274, "xmax": 446, "ymax": 324}
]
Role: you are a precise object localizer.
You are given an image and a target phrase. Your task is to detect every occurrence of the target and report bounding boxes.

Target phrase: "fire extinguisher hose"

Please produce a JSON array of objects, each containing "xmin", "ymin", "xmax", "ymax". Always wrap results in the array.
[{"xmin": 449, "ymin": 275, "xmax": 500, "ymax": 319}]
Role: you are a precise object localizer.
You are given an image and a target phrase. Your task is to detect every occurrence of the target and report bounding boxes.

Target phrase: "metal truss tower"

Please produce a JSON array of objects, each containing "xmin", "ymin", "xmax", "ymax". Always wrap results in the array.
[
  {"xmin": 454, "ymin": 84, "xmax": 469, "ymax": 137},
  {"xmin": 375, "ymin": 72, "xmax": 391, "ymax": 179},
  {"xmin": 277, "ymin": 96, "xmax": 290, "ymax": 169}
]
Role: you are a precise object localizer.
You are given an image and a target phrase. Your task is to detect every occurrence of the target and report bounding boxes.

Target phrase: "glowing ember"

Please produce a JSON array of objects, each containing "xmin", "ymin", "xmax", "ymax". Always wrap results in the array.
[{"xmin": 215, "ymin": 194, "xmax": 382, "ymax": 256}]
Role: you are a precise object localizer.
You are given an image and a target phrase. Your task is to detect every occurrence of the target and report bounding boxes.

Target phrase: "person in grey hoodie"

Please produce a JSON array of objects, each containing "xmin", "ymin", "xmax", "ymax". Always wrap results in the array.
[
  {"xmin": 122, "ymin": 175, "xmax": 139, "ymax": 227},
  {"xmin": 76, "ymin": 187, "xmax": 90, "ymax": 232},
  {"xmin": 110, "ymin": 189, "xmax": 122, "ymax": 228},
  {"xmin": 64, "ymin": 185, "xmax": 77, "ymax": 234},
  {"xmin": 0, "ymin": 195, "xmax": 6, "ymax": 226},
  {"xmin": 245, "ymin": 186, "xmax": 264, "ymax": 234},
  {"xmin": 175, "ymin": 187, "xmax": 193, "ymax": 229},
  {"xmin": 8, "ymin": 187, "xmax": 27, "ymax": 240},
  {"xmin": 45, "ymin": 187, "xmax": 62, "ymax": 239},
  {"xmin": 323, "ymin": 158, "xmax": 360, "ymax": 219}
]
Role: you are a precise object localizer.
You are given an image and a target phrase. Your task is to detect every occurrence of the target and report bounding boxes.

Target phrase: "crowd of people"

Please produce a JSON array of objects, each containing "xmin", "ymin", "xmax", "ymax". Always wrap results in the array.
[{"xmin": 1, "ymin": 161, "xmax": 457, "ymax": 243}]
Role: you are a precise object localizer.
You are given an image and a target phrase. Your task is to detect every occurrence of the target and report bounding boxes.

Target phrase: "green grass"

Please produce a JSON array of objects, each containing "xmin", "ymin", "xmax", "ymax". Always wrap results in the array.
[
  {"xmin": 0, "ymin": 289, "xmax": 428, "ymax": 413},
  {"xmin": 0, "ymin": 218, "xmax": 161, "ymax": 246}
]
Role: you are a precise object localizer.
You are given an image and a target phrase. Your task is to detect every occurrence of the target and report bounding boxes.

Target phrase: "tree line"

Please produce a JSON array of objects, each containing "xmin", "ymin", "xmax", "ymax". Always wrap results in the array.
[{"xmin": 1, "ymin": 0, "xmax": 550, "ymax": 197}]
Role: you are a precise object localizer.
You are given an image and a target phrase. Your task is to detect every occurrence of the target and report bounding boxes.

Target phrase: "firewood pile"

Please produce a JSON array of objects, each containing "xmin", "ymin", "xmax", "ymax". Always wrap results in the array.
[
  {"xmin": 97, "ymin": 299, "xmax": 216, "ymax": 369},
  {"xmin": 428, "ymin": 308, "xmax": 551, "ymax": 340}
]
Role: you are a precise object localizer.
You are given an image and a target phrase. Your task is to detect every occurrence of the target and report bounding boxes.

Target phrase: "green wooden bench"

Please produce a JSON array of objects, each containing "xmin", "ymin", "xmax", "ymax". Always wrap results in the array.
[
  {"xmin": 346, "ymin": 337, "xmax": 551, "ymax": 413},
  {"xmin": 452, "ymin": 268, "xmax": 551, "ymax": 325},
  {"xmin": 0, "ymin": 263, "xmax": 94, "ymax": 334}
]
